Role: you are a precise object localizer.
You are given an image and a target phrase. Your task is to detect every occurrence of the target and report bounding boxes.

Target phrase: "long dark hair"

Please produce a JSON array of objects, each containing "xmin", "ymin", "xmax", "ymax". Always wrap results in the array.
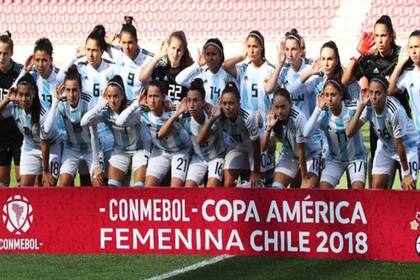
[
  {"xmin": 64, "ymin": 65, "xmax": 82, "ymax": 91},
  {"xmin": 323, "ymin": 77, "xmax": 350, "ymax": 100},
  {"xmin": 321, "ymin": 41, "xmax": 343, "ymax": 79},
  {"xmin": 375, "ymin": 15, "xmax": 397, "ymax": 48},
  {"xmin": 107, "ymin": 75, "xmax": 127, "ymax": 111},
  {"xmin": 86, "ymin": 24, "xmax": 108, "ymax": 51},
  {"xmin": 120, "ymin": 16, "xmax": 138, "ymax": 41},
  {"xmin": 189, "ymin": 78, "xmax": 206, "ymax": 101},
  {"xmin": 17, "ymin": 73, "xmax": 41, "ymax": 125},
  {"xmin": 221, "ymin": 82, "xmax": 240, "ymax": 101}
]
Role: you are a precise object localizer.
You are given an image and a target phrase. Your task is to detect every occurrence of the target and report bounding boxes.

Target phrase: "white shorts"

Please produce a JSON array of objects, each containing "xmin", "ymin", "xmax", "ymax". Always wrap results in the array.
[
  {"xmin": 321, "ymin": 158, "xmax": 366, "ymax": 187},
  {"xmin": 109, "ymin": 149, "xmax": 150, "ymax": 174},
  {"xmin": 146, "ymin": 148, "xmax": 190, "ymax": 182},
  {"xmin": 60, "ymin": 147, "xmax": 94, "ymax": 177},
  {"xmin": 275, "ymin": 152, "xmax": 321, "ymax": 178},
  {"xmin": 224, "ymin": 148, "xmax": 254, "ymax": 171},
  {"xmin": 372, "ymin": 143, "xmax": 418, "ymax": 180},
  {"xmin": 186, "ymin": 155, "xmax": 224, "ymax": 184},
  {"xmin": 20, "ymin": 142, "xmax": 62, "ymax": 179}
]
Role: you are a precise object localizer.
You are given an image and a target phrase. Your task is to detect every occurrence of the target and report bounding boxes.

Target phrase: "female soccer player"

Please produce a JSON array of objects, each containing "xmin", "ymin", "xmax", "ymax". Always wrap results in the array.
[
  {"xmin": 15, "ymin": 38, "xmax": 60, "ymax": 111},
  {"xmin": 104, "ymin": 17, "xmax": 154, "ymax": 100},
  {"xmin": 57, "ymin": 25, "xmax": 115, "ymax": 185},
  {"xmin": 44, "ymin": 66, "xmax": 100, "ymax": 186},
  {"xmin": 0, "ymin": 32, "xmax": 23, "ymax": 186},
  {"xmin": 0, "ymin": 73, "xmax": 62, "ymax": 186},
  {"xmin": 389, "ymin": 30, "xmax": 420, "ymax": 136},
  {"xmin": 161, "ymin": 78, "xmax": 225, "ymax": 187},
  {"xmin": 197, "ymin": 82, "xmax": 261, "ymax": 188},
  {"xmin": 222, "ymin": 30, "xmax": 276, "ymax": 179},
  {"xmin": 303, "ymin": 78, "xmax": 367, "ymax": 189},
  {"xmin": 265, "ymin": 29, "xmax": 316, "ymax": 119},
  {"xmin": 261, "ymin": 88, "xmax": 320, "ymax": 189},
  {"xmin": 175, "ymin": 38, "xmax": 236, "ymax": 104},
  {"xmin": 116, "ymin": 80, "xmax": 192, "ymax": 187},
  {"xmin": 139, "ymin": 31, "xmax": 194, "ymax": 106},
  {"xmin": 81, "ymin": 75, "xmax": 151, "ymax": 187},
  {"xmin": 346, "ymin": 75, "xmax": 418, "ymax": 190}
]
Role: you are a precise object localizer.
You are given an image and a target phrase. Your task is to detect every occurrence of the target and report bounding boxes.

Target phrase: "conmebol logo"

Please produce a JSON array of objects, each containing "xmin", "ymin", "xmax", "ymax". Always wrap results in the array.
[{"xmin": 2, "ymin": 195, "xmax": 33, "ymax": 235}]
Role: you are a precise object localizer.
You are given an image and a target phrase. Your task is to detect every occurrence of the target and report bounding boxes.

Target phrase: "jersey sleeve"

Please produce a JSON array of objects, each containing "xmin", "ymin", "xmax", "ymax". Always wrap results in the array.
[
  {"xmin": 396, "ymin": 70, "xmax": 409, "ymax": 92},
  {"xmin": 80, "ymin": 97, "xmax": 108, "ymax": 126},
  {"xmin": 0, "ymin": 102, "xmax": 13, "ymax": 118},
  {"xmin": 303, "ymin": 107, "xmax": 322, "ymax": 138},
  {"xmin": 43, "ymin": 97, "xmax": 60, "ymax": 135},
  {"xmin": 245, "ymin": 110, "xmax": 260, "ymax": 141},
  {"xmin": 295, "ymin": 113, "xmax": 307, "ymax": 144},
  {"xmin": 235, "ymin": 63, "xmax": 246, "ymax": 81},
  {"xmin": 359, "ymin": 104, "xmax": 370, "ymax": 124},
  {"xmin": 175, "ymin": 63, "xmax": 201, "ymax": 87},
  {"xmin": 115, "ymin": 101, "xmax": 142, "ymax": 127},
  {"xmin": 391, "ymin": 109, "xmax": 406, "ymax": 139}
]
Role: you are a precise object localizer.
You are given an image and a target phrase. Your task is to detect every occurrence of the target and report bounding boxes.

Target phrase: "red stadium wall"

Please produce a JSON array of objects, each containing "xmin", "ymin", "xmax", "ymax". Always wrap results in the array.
[{"xmin": 0, "ymin": 188, "xmax": 419, "ymax": 262}]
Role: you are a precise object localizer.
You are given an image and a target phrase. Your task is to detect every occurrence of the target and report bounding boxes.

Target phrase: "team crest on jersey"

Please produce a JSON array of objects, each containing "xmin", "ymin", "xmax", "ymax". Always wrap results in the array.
[{"xmin": 244, "ymin": 76, "xmax": 249, "ymax": 81}]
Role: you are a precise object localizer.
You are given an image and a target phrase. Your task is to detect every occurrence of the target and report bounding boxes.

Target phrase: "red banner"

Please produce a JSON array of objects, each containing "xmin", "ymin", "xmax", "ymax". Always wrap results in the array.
[{"xmin": 0, "ymin": 188, "xmax": 419, "ymax": 261}]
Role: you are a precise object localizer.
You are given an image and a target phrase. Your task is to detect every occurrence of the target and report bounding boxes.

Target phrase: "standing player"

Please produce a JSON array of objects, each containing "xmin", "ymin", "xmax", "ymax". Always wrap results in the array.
[
  {"xmin": 116, "ymin": 80, "xmax": 192, "ymax": 187},
  {"xmin": 44, "ymin": 66, "xmax": 100, "ymax": 186},
  {"xmin": 139, "ymin": 31, "xmax": 194, "ymax": 106},
  {"xmin": 16, "ymin": 38, "xmax": 60, "ymax": 111},
  {"xmin": 265, "ymin": 29, "xmax": 316, "ymax": 119},
  {"xmin": 0, "ymin": 32, "xmax": 23, "ymax": 186},
  {"xmin": 346, "ymin": 75, "xmax": 418, "ymax": 189},
  {"xmin": 161, "ymin": 79, "xmax": 225, "ymax": 187},
  {"xmin": 0, "ymin": 74, "xmax": 62, "ymax": 186},
  {"xmin": 303, "ymin": 78, "xmax": 367, "ymax": 189},
  {"xmin": 175, "ymin": 38, "xmax": 236, "ymax": 104},
  {"xmin": 389, "ymin": 30, "xmax": 420, "ymax": 139},
  {"xmin": 261, "ymin": 88, "xmax": 320, "ymax": 188},
  {"xmin": 103, "ymin": 17, "xmax": 154, "ymax": 101},
  {"xmin": 222, "ymin": 30, "xmax": 276, "ymax": 181},
  {"xmin": 197, "ymin": 82, "xmax": 261, "ymax": 188},
  {"xmin": 81, "ymin": 75, "xmax": 151, "ymax": 187}
]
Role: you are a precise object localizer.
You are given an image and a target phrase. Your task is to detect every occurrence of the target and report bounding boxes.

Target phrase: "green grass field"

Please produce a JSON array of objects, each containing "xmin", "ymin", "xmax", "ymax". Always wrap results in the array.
[{"xmin": 0, "ymin": 255, "xmax": 419, "ymax": 279}]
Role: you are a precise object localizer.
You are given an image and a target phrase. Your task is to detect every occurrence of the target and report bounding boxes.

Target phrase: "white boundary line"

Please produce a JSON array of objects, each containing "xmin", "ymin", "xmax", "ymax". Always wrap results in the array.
[{"xmin": 145, "ymin": 255, "xmax": 233, "ymax": 280}]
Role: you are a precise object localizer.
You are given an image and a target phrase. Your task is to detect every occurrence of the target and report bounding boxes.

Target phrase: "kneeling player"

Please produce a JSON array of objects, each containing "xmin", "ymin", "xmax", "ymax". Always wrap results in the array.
[
  {"xmin": 347, "ymin": 75, "xmax": 418, "ymax": 189},
  {"xmin": 304, "ymin": 78, "xmax": 367, "ymax": 189}
]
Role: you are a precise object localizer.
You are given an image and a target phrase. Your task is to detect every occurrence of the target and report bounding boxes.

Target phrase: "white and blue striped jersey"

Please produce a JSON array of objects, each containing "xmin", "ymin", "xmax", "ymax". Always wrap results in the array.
[
  {"xmin": 56, "ymin": 57, "xmax": 115, "ymax": 104},
  {"xmin": 360, "ymin": 97, "xmax": 419, "ymax": 154},
  {"xmin": 103, "ymin": 46, "xmax": 154, "ymax": 101},
  {"xmin": 45, "ymin": 93, "xmax": 95, "ymax": 152},
  {"xmin": 1, "ymin": 102, "xmax": 62, "ymax": 149},
  {"xmin": 215, "ymin": 107, "xmax": 260, "ymax": 150},
  {"xmin": 32, "ymin": 67, "xmax": 60, "ymax": 110},
  {"xmin": 116, "ymin": 102, "xmax": 191, "ymax": 153},
  {"xmin": 305, "ymin": 101, "xmax": 366, "ymax": 162},
  {"xmin": 183, "ymin": 112, "xmax": 225, "ymax": 161},
  {"xmin": 80, "ymin": 98, "xmax": 150, "ymax": 153},
  {"xmin": 397, "ymin": 68, "xmax": 420, "ymax": 133},
  {"xmin": 277, "ymin": 59, "xmax": 316, "ymax": 119},
  {"xmin": 175, "ymin": 63, "xmax": 237, "ymax": 104},
  {"xmin": 275, "ymin": 106, "xmax": 320, "ymax": 159},
  {"xmin": 235, "ymin": 61, "xmax": 275, "ymax": 118}
]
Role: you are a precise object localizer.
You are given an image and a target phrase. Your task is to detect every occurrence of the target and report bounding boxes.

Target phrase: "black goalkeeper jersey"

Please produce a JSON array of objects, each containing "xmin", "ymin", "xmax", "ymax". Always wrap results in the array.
[
  {"xmin": 152, "ymin": 57, "xmax": 188, "ymax": 105},
  {"xmin": 354, "ymin": 45, "xmax": 411, "ymax": 116},
  {"xmin": 0, "ymin": 61, "xmax": 23, "ymax": 148}
]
